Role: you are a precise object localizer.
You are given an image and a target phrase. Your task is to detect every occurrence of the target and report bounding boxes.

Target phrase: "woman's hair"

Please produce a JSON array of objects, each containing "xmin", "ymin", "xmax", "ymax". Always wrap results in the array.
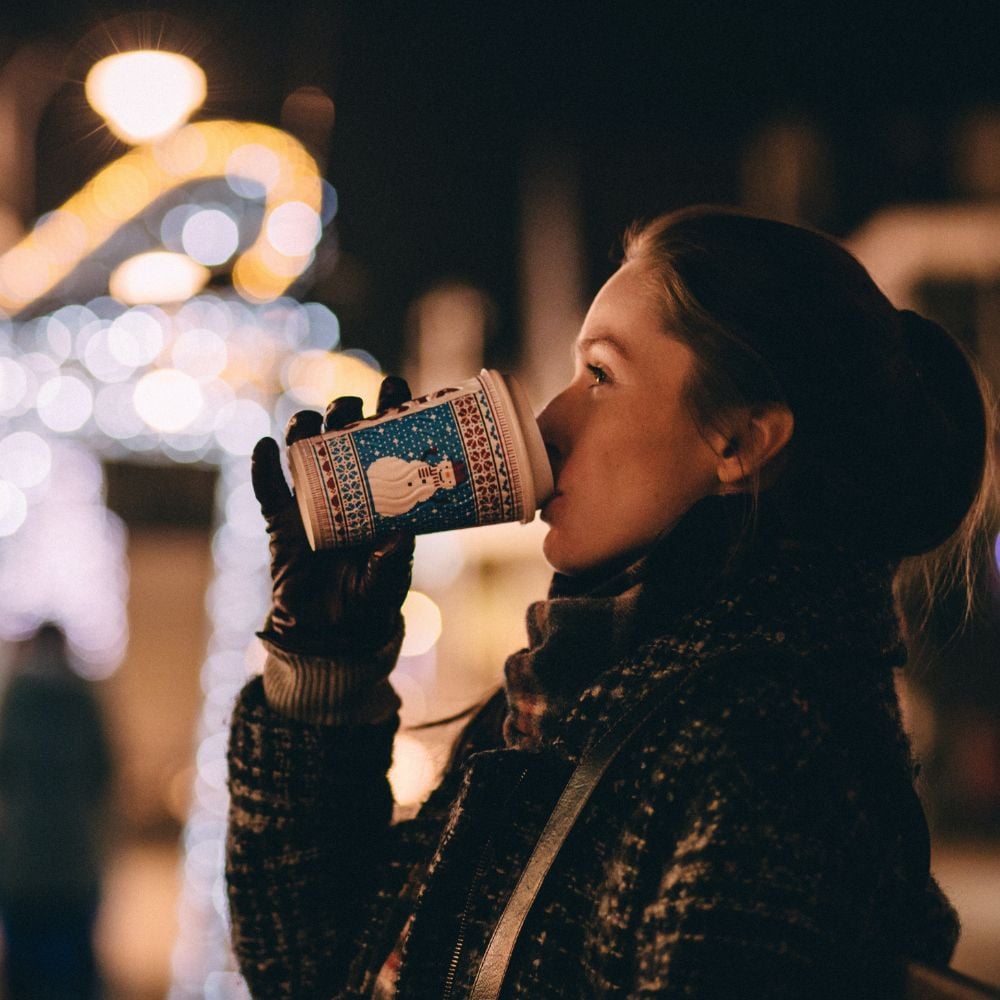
[{"xmin": 622, "ymin": 206, "xmax": 998, "ymax": 621}]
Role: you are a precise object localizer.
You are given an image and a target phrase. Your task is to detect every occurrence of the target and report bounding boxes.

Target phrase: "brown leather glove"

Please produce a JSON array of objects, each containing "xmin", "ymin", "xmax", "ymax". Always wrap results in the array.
[{"xmin": 252, "ymin": 375, "xmax": 415, "ymax": 657}]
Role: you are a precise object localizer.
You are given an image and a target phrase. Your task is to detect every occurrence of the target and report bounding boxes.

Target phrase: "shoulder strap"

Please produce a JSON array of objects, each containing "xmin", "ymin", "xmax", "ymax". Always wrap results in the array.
[{"xmin": 469, "ymin": 675, "xmax": 685, "ymax": 1000}]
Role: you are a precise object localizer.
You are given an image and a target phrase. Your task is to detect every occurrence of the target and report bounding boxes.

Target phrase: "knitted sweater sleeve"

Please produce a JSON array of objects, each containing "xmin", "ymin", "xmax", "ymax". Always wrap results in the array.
[
  {"xmin": 226, "ymin": 677, "xmax": 503, "ymax": 998},
  {"xmin": 226, "ymin": 675, "xmax": 402, "ymax": 997},
  {"xmin": 626, "ymin": 661, "xmax": 947, "ymax": 999}
]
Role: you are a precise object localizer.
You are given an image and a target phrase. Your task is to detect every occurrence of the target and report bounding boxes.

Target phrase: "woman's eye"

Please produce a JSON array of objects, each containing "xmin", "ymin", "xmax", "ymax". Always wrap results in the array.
[{"xmin": 586, "ymin": 363, "xmax": 610, "ymax": 386}]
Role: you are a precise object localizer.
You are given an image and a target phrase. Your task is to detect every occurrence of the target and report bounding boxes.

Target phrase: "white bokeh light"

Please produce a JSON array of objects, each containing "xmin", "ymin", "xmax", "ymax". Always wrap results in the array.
[
  {"xmin": 387, "ymin": 733, "xmax": 436, "ymax": 808},
  {"xmin": 400, "ymin": 591, "xmax": 443, "ymax": 658},
  {"xmin": 265, "ymin": 202, "xmax": 322, "ymax": 257},
  {"xmin": 0, "ymin": 443, "xmax": 128, "ymax": 676},
  {"xmin": 85, "ymin": 50, "xmax": 207, "ymax": 144},
  {"xmin": 42, "ymin": 315, "xmax": 74, "ymax": 362},
  {"xmin": 214, "ymin": 399, "xmax": 272, "ymax": 455},
  {"xmin": 0, "ymin": 357, "xmax": 29, "ymax": 413},
  {"xmin": 182, "ymin": 209, "xmax": 240, "ymax": 266},
  {"xmin": 172, "ymin": 328, "xmax": 229, "ymax": 380},
  {"xmin": 160, "ymin": 204, "xmax": 200, "ymax": 252},
  {"xmin": 0, "ymin": 481, "xmax": 28, "ymax": 537},
  {"xmin": 133, "ymin": 368, "xmax": 204, "ymax": 432},
  {"xmin": 302, "ymin": 302, "xmax": 341, "ymax": 349},
  {"xmin": 224, "ymin": 481, "xmax": 264, "ymax": 537},
  {"xmin": 36, "ymin": 375, "xmax": 93, "ymax": 432},
  {"xmin": 93, "ymin": 383, "xmax": 145, "ymax": 440},
  {"xmin": 109, "ymin": 252, "xmax": 210, "ymax": 305},
  {"xmin": 83, "ymin": 326, "xmax": 136, "ymax": 383},
  {"xmin": 108, "ymin": 308, "xmax": 165, "ymax": 367},
  {"xmin": 0, "ymin": 431, "xmax": 52, "ymax": 488}
]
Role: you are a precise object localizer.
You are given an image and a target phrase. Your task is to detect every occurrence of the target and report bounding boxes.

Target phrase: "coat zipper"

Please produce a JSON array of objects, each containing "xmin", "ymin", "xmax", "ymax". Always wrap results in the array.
[
  {"xmin": 441, "ymin": 836, "xmax": 492, "ymax": 1000},
  {"xmin": 441, "ymin": 766, "xmax": 529, "ymax": 1000}
]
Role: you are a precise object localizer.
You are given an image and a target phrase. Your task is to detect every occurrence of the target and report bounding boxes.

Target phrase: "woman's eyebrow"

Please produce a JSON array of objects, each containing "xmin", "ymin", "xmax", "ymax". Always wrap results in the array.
[{"xmin": 575, "ymin": 332, "xmax": 632, "ymax": 360}]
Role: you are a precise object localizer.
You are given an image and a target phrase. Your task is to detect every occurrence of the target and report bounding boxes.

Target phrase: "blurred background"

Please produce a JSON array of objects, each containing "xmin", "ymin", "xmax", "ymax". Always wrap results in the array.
[{"xmin": 0, "ymin": 2, "xmax": 998, "ymax": 996}]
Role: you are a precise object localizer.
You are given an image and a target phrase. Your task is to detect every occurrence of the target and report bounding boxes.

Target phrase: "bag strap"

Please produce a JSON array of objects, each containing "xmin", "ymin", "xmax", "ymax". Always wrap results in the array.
[{"xmin": 469, "ymin": 677, "xmax": 684, "ymax": 1000}]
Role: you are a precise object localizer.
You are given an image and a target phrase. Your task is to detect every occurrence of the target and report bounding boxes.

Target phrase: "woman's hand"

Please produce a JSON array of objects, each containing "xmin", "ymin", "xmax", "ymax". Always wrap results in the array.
[{"xmin": 252, "ymin": 376, "xmax": 415, "ymax": 657}]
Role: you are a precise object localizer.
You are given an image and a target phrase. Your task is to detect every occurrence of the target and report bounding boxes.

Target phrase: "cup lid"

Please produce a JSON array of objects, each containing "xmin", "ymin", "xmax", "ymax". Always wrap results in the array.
[{"xmin": 479, "ymin": 369, "xmax": 554, "ymax": 521}]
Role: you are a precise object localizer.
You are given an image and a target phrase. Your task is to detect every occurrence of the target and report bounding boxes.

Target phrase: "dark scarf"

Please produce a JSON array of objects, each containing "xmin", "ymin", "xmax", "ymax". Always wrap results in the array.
[{"xmin": 503, "ymin": 495, "xmax": 905, "ymax": 756}]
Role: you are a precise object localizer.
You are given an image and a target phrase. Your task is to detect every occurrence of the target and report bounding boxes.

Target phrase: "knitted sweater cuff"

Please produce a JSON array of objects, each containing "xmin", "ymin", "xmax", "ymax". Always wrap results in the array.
[{"xmin": 260, "ymin": 621, "xmax": 403, "ymax": 726}]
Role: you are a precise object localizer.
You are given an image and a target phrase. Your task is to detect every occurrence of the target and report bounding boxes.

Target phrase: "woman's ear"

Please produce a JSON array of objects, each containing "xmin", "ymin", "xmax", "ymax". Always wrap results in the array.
[{"xmin": 713, "ymin": 404, "xmax": 794, "ymax": 491}]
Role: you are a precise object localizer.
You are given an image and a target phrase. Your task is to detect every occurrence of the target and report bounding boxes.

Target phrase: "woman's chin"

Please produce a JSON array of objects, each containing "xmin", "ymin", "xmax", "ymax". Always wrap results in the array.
[
  {"xmin": 541, "ymin": 528, "xmax": 574, "ymax": 574},
  {"xmin": 541, "ymin": 529, "xmax": 596, "ymax": 577}
]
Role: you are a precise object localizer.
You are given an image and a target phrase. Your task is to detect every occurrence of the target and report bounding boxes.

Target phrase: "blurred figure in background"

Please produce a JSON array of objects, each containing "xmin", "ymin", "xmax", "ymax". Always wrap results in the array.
[{"xmin": 0, "ymin": 623, "xmax": 114, "ymax": 1000}]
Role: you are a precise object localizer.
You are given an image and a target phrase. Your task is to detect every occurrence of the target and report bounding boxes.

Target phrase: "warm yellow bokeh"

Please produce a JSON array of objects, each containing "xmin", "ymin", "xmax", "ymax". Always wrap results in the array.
[
  {"xmin": 282, "ymin": 350, "xmax": 383, "ymax": 413},
  {"xmin": 0, "ymin": 121, "xmax": 322, "ymax": 315}
]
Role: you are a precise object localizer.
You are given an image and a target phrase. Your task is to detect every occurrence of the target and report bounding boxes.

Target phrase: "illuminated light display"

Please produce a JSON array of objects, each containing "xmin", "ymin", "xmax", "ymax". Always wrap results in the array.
[
  {"xmin": 0, "ymin": 440, "xmax": 128, "ymax": 675},
  {"xmin": 0, "ymin": 41, "xmax": 456, "ymax": 999},
  {"xmin": 85, "ymin": 51, "xmax": 207, "ymax": 145},
  {"xmin": 0, "ymin": 121, "xmax": 323, "ymax": 316}
]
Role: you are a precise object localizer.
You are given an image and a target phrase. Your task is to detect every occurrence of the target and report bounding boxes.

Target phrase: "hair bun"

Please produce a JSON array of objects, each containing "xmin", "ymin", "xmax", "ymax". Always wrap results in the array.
[{"xmin": 891, "ymin": 309, "xmax": 987, "ymax": 555}]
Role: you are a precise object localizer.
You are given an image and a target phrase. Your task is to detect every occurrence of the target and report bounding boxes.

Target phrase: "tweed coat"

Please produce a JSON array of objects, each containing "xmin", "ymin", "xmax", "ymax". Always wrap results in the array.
[{"xmin": 226, "ymin": 499, "xmax": 959, "ymax": 998}]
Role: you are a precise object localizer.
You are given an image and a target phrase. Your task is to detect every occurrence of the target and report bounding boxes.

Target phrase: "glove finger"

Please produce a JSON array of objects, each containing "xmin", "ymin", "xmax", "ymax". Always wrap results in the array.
[
  {"xmin": 377, "ymin": 375, "xmax": 412, "ymax": 412},
  {"xmin": 324, "ymin": 395, "xmax": 364, "ymax": 432},
  {"xmin": 251, "ymin": 437, "xmax": 292, "ymax": 520},
  {"xmin": 285, "ymin": 409, "xmax": 324, "ymax": 446},
  {"xmin": 367, "ymin": 530, "xmax": 415, "ymax": 599}
]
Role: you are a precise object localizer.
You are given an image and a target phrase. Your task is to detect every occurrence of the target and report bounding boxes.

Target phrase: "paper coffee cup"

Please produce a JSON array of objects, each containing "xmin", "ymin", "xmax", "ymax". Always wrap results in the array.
[{"xmin": 288, "ymin": 369, "xmax": 554, "ymax": 550}]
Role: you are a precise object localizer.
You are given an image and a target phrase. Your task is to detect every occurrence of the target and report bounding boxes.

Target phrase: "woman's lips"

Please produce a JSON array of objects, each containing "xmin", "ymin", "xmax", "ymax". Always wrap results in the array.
[{"xmin": 540, "ymin": 490, "xmax": 563, "ymax": 521}]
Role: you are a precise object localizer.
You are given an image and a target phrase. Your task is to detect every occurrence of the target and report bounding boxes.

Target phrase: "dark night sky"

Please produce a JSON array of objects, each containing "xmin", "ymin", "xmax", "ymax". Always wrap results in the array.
[{"xmin": 5, "ymin": 1, "xmax": 1000, "ymax": 366}]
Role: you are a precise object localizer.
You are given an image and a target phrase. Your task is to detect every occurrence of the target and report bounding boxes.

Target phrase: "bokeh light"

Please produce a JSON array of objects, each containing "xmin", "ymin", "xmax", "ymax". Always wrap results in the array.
[
  {"xmin": 133, "ymin": 368, "xmax": 203, "ymax": 432},
  {"xmin": 265, "ymin": 201, "xmax": 322, "ymax": 257},
  {"xmin": 0, "ymin": 481, "xmax": 28, "ymax": 537},
  {"xmin": 108, "ymin": 308, "xmax": 165, "ymax": 366},
  {"xmin": 0, "ymin": 432, "xmax": 52, "ymax": 488},
  {"xmin": 226, "ymin": 144, "xmax": 280, "ymax": 198},
  {"xmin": 213, "ymin": 399, "xmax": 272, "ymax": 455},
  {"xmin": 400, "ymin": 591, "xmax": 443, "ymax": 657},
  {"xmin": 0, "ymin": 121, "xmax": 323, "ymax": 315},
  {"xmin": 36, "ymin": 374, "xmax": 93, "ymax": 432},
  {"xmin": 0, "ymin": 442, "xmax": 128, "ymax": 676},
  {"xmin": 85, "ymin": 50, "xmax": 207, "ymax": 144},
  {"xmin": 109, "ymin": 252, "xmax": 210, "ymax": 305},
  {"xmin": 171, "ymin": 328, "xmax": 228, "ymax": 380},
  {"xmin": 181, "ymin": 209, "xmax": 240, "ymax": 266},
  {"xmin": 387, "ymin": 733, "xmax": 437, "ymax": 807},
  {"xmin": 0, "ymin": 357, "xmax": 29, "ymax": 413},
  {"xmin": 282, "ymin": 349, "xmax": 383, "ymax": 411},
  {"xmin": 93, "ymin": 382, "xmax": 145, "ymax": 439}
]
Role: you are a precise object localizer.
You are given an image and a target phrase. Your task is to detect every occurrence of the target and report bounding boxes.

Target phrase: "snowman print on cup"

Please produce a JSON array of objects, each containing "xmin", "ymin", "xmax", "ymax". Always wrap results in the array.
[{"xmin": 366, "ymin": 449, "xmax": 469, "ymax": 516}]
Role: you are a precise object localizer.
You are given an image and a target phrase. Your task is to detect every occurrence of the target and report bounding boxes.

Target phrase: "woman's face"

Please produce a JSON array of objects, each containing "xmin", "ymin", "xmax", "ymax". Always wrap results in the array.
[{"xmin": 537, "ymin": 261, "xmax": 724, "ymax": 575}]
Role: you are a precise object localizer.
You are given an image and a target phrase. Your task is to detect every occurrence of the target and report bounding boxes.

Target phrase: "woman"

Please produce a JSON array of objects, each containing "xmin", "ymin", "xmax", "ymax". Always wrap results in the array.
[{"xmin": 227, "ymin": 207, "xmax": 994, "ymax": 998}]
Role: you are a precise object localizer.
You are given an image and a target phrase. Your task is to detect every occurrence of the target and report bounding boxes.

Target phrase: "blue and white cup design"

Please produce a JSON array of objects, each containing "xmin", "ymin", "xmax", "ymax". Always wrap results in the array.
[{"xmin": 288, "ymin": 369, "xmax": 553, "ymax": 549}]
